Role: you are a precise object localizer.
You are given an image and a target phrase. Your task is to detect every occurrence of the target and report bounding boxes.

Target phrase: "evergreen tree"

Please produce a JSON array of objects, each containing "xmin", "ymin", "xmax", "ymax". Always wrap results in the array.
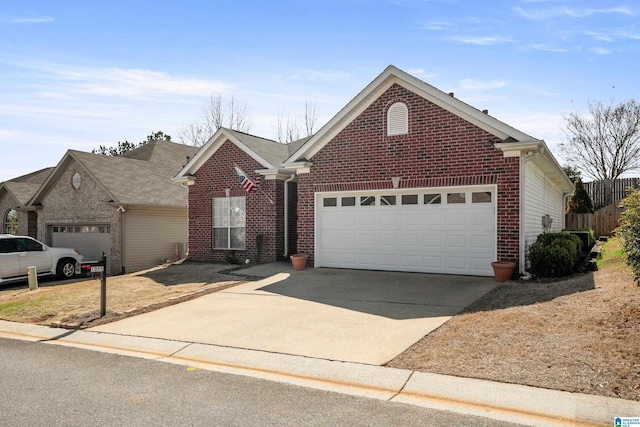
[{"xmin": 566, "ymin": 178, "xmax": 595, "ymax": 213}]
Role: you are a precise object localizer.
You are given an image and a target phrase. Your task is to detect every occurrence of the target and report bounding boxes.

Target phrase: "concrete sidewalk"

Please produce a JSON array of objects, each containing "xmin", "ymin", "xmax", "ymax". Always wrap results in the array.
[{"xmin": 0, "ymin": 319, "xmax": 637, "ymax": 426}]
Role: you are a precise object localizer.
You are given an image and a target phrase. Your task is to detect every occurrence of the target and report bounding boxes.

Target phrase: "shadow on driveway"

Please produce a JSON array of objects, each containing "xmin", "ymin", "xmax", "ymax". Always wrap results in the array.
[{"xmin": 257, "ymin": 268, "xmax": 499, "ymax": 320}]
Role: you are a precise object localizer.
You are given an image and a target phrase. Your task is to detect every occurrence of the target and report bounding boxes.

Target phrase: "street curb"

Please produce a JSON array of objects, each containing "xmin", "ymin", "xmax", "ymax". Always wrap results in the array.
[{"xmin": 0, "ymin": 320, "xmax": 637, "ymax": 426}]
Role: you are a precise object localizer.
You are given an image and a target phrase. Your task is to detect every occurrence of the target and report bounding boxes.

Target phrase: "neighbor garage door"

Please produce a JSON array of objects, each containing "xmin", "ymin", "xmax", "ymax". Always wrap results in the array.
[
  {"xmin": 316, "ymin": 186, "xmax": 496, "ymax": 276},
  {"xmin": 51, "ymin": 225, "xmax": 111, "ymax": 273}
]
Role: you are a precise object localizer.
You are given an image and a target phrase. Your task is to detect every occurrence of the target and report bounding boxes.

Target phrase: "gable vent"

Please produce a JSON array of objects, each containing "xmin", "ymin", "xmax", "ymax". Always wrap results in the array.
[{"xmin": 387, "ymin": 102, "xmax": 408, "ymax": 136}]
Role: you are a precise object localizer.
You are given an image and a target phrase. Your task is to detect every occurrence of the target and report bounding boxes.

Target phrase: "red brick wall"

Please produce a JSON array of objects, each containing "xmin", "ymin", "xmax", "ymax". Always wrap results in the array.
[
  {"xmin": 187, "ymin": 140, "xmax": 284, "ymax": 264},
  {"xmin": 296, "ymin": 83, "xmax": 521, "ymax": 268}
]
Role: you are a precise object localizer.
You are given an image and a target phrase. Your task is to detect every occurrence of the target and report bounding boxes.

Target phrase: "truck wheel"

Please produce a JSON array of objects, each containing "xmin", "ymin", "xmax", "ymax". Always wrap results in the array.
[{"xmin": 57, "ymin": 259, "xmax": 76, "ymax": 279}]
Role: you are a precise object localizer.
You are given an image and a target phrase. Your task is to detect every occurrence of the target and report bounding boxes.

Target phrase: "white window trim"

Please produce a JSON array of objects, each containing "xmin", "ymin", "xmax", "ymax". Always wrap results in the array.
[{"xmin": 212, "ymin": 196, "xmax": 246, "ymax": 250}]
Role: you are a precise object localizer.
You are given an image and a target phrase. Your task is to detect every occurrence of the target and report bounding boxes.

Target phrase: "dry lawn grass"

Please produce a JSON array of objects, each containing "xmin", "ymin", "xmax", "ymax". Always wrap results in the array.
[
  {"xmin": 387, "ymin": 238, "xmax": 640, "ymax": 402},
  {"xmin": 0, "ymin": 261, "xmax": 243, "ymax": 328}
]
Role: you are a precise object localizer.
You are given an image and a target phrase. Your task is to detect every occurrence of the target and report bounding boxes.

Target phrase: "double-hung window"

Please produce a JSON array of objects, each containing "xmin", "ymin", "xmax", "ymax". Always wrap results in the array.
[{"xmin": 212, "ymin": 196, "xmax": 246, "ymax": 249}]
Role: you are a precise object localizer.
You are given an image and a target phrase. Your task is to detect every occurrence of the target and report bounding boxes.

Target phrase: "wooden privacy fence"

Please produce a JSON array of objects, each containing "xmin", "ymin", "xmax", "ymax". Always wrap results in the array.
[
  {"xmin": 584, "ymin": 178, "xmax": 639, "ymax": 210},
  {"xmin": 565, "ymin": 203, "xmax": 624, "ymax": 237}
]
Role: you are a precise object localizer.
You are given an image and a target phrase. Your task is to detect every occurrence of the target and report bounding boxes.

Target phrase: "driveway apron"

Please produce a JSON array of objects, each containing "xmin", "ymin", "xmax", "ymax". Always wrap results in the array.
[{"xmin": 89, "ymin": 267, "xmax": 498, "ymax": 365}]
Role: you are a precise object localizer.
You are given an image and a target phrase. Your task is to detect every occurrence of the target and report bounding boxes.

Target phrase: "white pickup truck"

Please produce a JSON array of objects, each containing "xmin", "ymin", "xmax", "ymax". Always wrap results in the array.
[{"xmin": 0, "ymin": 234, "xmax": 84, "ymax": 284}]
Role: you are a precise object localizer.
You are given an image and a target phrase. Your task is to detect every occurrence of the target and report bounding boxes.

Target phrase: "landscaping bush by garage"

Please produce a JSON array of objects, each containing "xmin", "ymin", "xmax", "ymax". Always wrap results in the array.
[{"xmin": 529, "ymin": 232, "xmax": 583, "ymax": 277}]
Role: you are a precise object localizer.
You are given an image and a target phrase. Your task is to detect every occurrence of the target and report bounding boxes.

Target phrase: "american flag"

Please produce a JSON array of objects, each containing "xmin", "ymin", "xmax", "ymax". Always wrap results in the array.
[{"xmin": 234, "ymin": 167, "xmax": 258, "ymax": 193}]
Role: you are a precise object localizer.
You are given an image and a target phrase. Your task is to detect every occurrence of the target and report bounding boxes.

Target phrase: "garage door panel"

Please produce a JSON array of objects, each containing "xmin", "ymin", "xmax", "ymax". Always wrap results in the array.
[
  {"xmin": 446, "ymin": 213, "xmax": 467, "ymax": 226},
  {"xmin": 377, "ymin": 254, "xmax": 398, "ymax": 267},
  {"xmin": 471, "ymin": 212, "xmax": 494, "ymax": 226},
  {"xmin": 317, "ymin": 187, "xmax": 496, "ymax": 276},
  {"xmin": 401, "ymin": 212, "xmax": 422, "ymax": 228},
  {"xmin": 446, "ymin": 235, "xmax": 466, "ymax": 249},
  {"xmin": 398, "ymin": 233, "xmax": 421, "ymax": 248},
  {"xmin": 471, "ymin": 235, "xmax": 493, "ymax": 248},
  {"xmin": 379, "ymin": 213, "xmax": 397, "ymax": 227},
  {"xmin": 446, "ymin": 257, "xmax": 468, "ymax": 270},
  {"xmin": 400, "ymin": 254, "xmax": 420, "ymax": 267},
  {"xmin": 352, "ymin": 253, "xmax": 377, "ymax": 268},
  {"xmin": 422, "ymin": 234, "xmax": 443, "ymax": 247},
  {"xmin": 422, "ymin": 212, "xmax": 444, "ymax": 226},
  {"xmin": 471, "ymin": 257, "xmax": 494, "ymax": 271},
  {"xmin": 358, "ymin": 233, "xmax": 377, "ymax": 247}
]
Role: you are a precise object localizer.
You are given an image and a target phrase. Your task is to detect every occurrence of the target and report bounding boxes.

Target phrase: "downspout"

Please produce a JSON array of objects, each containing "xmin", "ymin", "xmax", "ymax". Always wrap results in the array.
[
  {"xmin": 520, "ymin": 150, "xmax": 540, "ymax": 277},
  {"xmin": 283, "ymin": 172, "xmax": 297, "ymax": 258},
  {"xmin": 519, "ymin": 153, "xmax": 526, "ymax": 276},
  {"xmin": 118, "ymin": 205, "xmax": 126, "ymax": 274}
]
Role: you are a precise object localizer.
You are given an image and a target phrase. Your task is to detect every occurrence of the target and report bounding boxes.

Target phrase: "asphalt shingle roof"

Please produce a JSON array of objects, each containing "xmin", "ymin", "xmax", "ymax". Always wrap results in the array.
[
  {"xmin": 225, "ymin": 129, "xmax": 309, "ymax": 167},
  {"xmin": 69, "ymin": 141, "xmax": 198, "ymax": 207}
]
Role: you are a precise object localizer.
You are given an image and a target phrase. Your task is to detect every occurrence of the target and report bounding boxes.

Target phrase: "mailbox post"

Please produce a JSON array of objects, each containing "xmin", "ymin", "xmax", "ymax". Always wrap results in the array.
[{"xmin": 90, "ymin": 253, "xmax": 107, "ymax": 317}]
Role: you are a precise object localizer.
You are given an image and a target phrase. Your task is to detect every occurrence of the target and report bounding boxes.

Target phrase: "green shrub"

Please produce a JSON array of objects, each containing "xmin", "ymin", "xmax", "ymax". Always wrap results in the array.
[
  {"xmin": 566, "ymin": 177, "xmax": 595, "ymax": 213},
  {"xmin": 617, "ymin": 189, "xmax": 640, "ymax": 284},
  {"xmin": 528, "ymin": 232, "xmax": 583, "ymax": 277}
]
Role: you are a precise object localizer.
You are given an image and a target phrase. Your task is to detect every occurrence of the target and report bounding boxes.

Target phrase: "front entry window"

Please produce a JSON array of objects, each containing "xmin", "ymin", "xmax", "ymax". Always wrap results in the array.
[
  {"xmin": 3, "ymin": 209, "xmax": 18, "ymax": 235},
  {"xmin": 212, "ymin": 196, "xmax": 246, "ymax": 249}
]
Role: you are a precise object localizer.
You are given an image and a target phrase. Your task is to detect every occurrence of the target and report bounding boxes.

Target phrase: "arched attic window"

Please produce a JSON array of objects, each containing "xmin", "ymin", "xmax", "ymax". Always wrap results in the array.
[
  {"xmin": 4, "ymin": 209, "xmax": 18, "ymax": 235},
  {"xmin": 387, "ymin": 102, "xmax": 408, "ymax": 136}
]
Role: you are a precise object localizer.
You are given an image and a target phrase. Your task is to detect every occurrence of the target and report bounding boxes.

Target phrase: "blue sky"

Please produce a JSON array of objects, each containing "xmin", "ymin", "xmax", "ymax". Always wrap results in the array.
[{"xmin": 1, "ymin": 0, "xmax": 638, "ymax": 181}]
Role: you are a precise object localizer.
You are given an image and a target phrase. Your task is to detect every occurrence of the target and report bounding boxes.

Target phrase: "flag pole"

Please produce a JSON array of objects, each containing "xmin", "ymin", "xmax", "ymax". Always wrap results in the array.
[{"xmin": 234, "ymin": 164, "xmax": 274, "ymax": 205}]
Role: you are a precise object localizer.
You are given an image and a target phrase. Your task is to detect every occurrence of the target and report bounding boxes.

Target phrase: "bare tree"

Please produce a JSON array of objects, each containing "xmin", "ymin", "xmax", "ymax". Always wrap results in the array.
[
  {"xmin": 178, "ymin": 94, "xmax": 252, "ymax": 146},
  {"xmin": 304, "ymin": 98, "xmax": 318, "ymax": 136},
  {"xmin": 273, "ymin": 98, "xmax": 318, "ymax": 143},
  {"xmin": 561, "ymin": 99, "xmax": 640, "ymax": 181}
]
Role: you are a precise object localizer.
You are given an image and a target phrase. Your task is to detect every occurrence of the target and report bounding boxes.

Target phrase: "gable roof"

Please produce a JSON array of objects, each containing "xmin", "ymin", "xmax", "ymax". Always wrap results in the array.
[
  {"xmin": 281, "ymin": 64, "xmax": 572, "ymax": 192},
  {"xmin": 174, "ymin": 128, "xmax": 306, "ymax": 183},
  {"xmin": 285, "ymin": 65, "xmax": 537, "ymax": 163},
  {"xmin": 30, "ymin": 140, "xmax": 198, "ymax": 208},
  {"xmin": 0, "ymin": 168, "xmax": 54, "ymax": 208}
]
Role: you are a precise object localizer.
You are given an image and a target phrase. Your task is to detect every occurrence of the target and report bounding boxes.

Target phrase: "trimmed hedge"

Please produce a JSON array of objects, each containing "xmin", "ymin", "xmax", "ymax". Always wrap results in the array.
[{"xmin": 529, "ymin": 232, "xmax": 583, "ymax": 277}]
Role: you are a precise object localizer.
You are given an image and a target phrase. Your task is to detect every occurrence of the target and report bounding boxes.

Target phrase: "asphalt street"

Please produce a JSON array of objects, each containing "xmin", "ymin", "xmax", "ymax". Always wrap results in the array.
[{"xmin": 0, "ymin": 337, "xmax": 525, "ymax": 426}]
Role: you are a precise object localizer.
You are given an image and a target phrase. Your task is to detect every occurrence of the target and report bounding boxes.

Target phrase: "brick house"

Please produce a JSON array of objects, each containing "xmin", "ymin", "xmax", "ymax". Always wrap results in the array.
[
  {"xmin": 174, "ymin": 128, "xmax": 306, "ymax": 264},
  {"xmin": 27, "ymin": 140, "xmax": 198, "ymax": 274},
  {"xmin": 175, "ymin": 66, "xmax": 572, "ymax": 276},
  {"xmin": 0, "ymin": 168, "xmax": 53, "ymax": 238}
]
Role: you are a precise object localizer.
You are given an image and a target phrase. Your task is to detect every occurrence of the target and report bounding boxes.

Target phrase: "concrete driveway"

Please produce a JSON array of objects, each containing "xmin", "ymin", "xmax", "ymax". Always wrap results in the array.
[{"xmin": 90, "ymin": 265, "xmax": 499, "ymax": 365}]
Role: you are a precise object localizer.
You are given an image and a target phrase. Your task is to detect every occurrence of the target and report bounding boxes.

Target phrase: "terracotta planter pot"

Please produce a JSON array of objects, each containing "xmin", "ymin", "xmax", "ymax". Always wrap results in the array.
[
  {"xmin": 491, "ymin": 261, "xmax": 516, "ymax": 282},
  {"xmin": 290, "ymin": 254, "xmax": 308, "ymax": 271}
]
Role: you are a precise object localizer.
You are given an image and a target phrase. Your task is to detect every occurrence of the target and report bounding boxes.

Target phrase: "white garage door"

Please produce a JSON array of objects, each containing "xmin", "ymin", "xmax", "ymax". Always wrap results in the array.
[
  {"xmin": 51, "ymin": 225, "xmax": 111, "ymax": 273},
  {"xmin": 316, "ymin": 186, "xmax": 496, "ymax": 276}
]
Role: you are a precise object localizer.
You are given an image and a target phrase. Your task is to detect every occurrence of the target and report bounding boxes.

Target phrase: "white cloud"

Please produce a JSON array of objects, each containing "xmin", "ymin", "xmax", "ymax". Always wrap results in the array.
[
  {"xmin": 590, "ymin": 47, "xmax": 612, "ymax": 55},
  {"xmin": 515, "ymin": 5, "xmax": 636, "ymax": 20},
  {"xmin": 421, "ymin": 20, "xmax": 451, "ymax": 30},
  {"xmin": 278, "ymin": 69, "xmax": 351, "ymax": 83},
  {"xmin": 528, "ymin": 43, "xmax": 569, "ymax": 52},
  {"xmin": 457, "ymin": 78, "xmax": 507, "ymax": 91},
  {"xmin": 48, "ymin": 66, "xmax": 229, "ymax": 98},
  {"xmin": 6, "ymin": 15, "xmax": 54, "ymax": 24},
  {"xmin": 584, "ymin": 31, "xmax": 615, "ymax": 42},
  {"xmin": 448, "ymin": 35, "xmax": 516, "ymax": 45},
  {"xmin": 406, "ymin": 68, "xmax": 438, "ymax": 81}
]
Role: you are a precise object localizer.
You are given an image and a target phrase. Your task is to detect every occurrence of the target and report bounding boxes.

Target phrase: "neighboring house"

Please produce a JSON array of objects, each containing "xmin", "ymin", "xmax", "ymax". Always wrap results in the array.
[
  {"xmin": 0, "ymin": 168, "xmax": 54, "ymax": 238},
  {"xmin": 28, "ymin": 140, "xmax": 198, "ymax": 274},
  {"xmin": 175, "ymin": 66, "xmax": 572, "ymax": 276}
]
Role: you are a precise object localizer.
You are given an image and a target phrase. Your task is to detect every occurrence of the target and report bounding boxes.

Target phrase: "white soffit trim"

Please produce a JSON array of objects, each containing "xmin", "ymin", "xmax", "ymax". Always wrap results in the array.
[
  {"xmin": 255, "ymin": 169, "xmax": 295, "ymax": 180},
  {"xmin": 494, "ymin": 141, "xmax": 542, "ymax": 158},
  {"xmin": 173, "ymin": 128, "xmax": 275, "ymax": 182},
  {"xmin": 495, "ymin": 140, "xmax": 573, "ymax": 193},
  {"xmin": 286, "ymin": 68, "xmax": 398, "ymax": 163}
]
